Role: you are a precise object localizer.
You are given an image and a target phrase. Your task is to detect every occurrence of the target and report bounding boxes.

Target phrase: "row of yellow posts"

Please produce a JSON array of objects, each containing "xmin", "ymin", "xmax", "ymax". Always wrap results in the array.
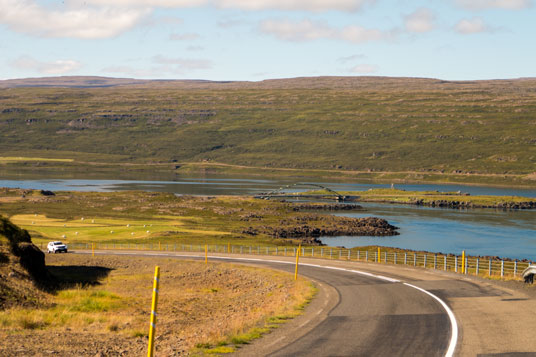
[
  {"xmin": 145, "ymin": 244, "xmax": 300, "ymax": 355},
  {"xmin": 375, "ymin": 247, "xmax": 467, "ymax": 273},
  {"xmin": 90, "ymin": 243, "xmax": 466, "ymax": 274}
]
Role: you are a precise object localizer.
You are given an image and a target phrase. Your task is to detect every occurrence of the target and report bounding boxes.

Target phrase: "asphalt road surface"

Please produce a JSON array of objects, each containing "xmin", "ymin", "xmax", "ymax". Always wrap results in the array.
[{"xmin": 263, "ymin": 263, "xmax": 450, "ymax": 357}]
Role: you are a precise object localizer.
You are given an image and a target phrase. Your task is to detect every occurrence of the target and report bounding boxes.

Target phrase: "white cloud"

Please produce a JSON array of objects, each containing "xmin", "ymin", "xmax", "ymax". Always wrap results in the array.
[
  {"xmin": 404, "ymin": 8, "xmax": 435, "ymax": 33},
  {"xmin": 0, "ymin": 0, "xmax": 378, "ymax": 40},
  {"xmin": 338, "ymin": 54, "xmax": 366, "ymax": 63},
  {"xmin": 0, "ymin": 0, "xmax": 150, "ymax": 39},
  {"xmin": 103, "ymin": 57, "xmax": 212, "ymax": 77},
  {"xmin": 158, "ymin": 16, "xmax": 184, "ymax": 25},
  {"xmin": 454, "ymin": 17, "xmax": 489, "ymax": 34},
  {"xmin": 152, "ymin": 55, "xmax": 212, "ymax": 70},
  {"xmin": 215, "ymin": 0, "xmax": 376, "ymax": 12},
  {"xmin": 340, "ymin": 25, "xmax": 383, "ymax": 42},
  {"xmin": 82, "ymin": 0, "xmax": 208, "ymax": 7},
  {"xmin": 260, "ymin": 19, "xmax": 383, "ymax": 43},
  {"xmin": 85, "ymin": 0, "xmax": 375, "ymax": 11},
  {"xmin": 102, "ymin": 65, "xmax": 157, "ymax": 78},
  {"xmin": 169, "ymin": 32, "xmax": 201, "ymax": 41},
  {"xmin": 11, "ymin": 55, "xmax": 82, "ymax": 74},
  {"xmin": 260, "ymin": 19, "xmax": 333, "ymax": 41},
  {"xmin": 454, "ymin": 0, "xmax": 532, "ymax": 10},
  {"xmin": 349, "ymin": 64, "xmax": 378, "ymax": 73}
]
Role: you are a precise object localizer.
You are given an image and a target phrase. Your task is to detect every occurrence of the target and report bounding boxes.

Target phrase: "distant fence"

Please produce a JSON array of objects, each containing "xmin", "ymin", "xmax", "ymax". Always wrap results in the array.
[{"xmin": 42, "ymin": 242, "xmax": 533, "ymax": 281}]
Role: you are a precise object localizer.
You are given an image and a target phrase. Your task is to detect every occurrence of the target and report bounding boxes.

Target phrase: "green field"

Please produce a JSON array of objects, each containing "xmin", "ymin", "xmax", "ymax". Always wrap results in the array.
[
  {"xmin": 300, "ymin": 188, "xmax": 536, "ymax": 208},
  {"xmin": 0, "ymin": 189, "xmax": 361, "ymax": 247},
  {"xmin": 1, "ymin": 76, "xmax": 535, "ymax": 187}
]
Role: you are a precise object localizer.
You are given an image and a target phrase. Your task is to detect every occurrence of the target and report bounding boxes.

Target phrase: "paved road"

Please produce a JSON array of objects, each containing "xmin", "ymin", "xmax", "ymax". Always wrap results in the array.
[
  {"xmin": 80, "ymin": 251, "xmax": 457, "ymax": 356},
  {"xmin": 262, "ymin": 263, "xmax": 450, "ymax": 357}
]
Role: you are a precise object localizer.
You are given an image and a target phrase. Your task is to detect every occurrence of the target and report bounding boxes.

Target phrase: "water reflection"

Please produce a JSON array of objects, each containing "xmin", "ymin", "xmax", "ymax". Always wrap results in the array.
[{"xmin": 0, "ymin": 176, "xmax": 535, "ymax": 197}]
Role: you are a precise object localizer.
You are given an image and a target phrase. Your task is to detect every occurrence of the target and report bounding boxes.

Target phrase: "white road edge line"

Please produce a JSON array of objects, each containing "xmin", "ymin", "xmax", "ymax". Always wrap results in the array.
[
  {"xmin": 81, "ymin": 251, "xmax": 458, "ymax": 356},
  {"xmin": 403, "ymin": 283, "xmax": 458, "ymax": 357}
]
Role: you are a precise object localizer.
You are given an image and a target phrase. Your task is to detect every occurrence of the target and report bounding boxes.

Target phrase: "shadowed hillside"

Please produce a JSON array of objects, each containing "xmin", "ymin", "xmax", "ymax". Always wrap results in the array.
[{"xmin": 0, "ymin": 216, "xmax": 49, "ymax": 309}]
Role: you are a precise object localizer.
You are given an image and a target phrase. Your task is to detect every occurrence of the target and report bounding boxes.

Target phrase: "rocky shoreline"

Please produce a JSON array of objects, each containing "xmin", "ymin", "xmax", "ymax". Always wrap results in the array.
[
  {"xmin": 376, "ymin": 199, "xmax": 536, "ymax": 210},
  {"xmin": 242, "ymin": 216, "xmax": 399, "ymax": 245},
  {"xmin": 399, "ymin": 199, "xmax": 536, "ymax": 210}
]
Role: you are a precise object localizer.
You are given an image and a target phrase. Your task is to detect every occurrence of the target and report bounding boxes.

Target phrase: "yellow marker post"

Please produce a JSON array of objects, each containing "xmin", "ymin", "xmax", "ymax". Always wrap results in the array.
[
  {"xmin": 228, "ymin": 242, "xmax": 231, "ymax": 254},
  {"xmin": 461, "ymin": 250, "xmax": 465, "ymax": 274},
  {"xmin": 92, "ymin": 243, "xmax": 95, "ymax": 257},
  {"xmin": 205, "ymin": 244, "xmax": 208, "ymax": 264},
  {"xmin": 294, "ymin": 244, "xmax": 301, "ymax": 280},
  {"xmin": 147, "ymin": 266, "xmax": 160, "ymax": 357},
  {"xmin": 378, "ymin": 247, "xmax": 381, "ymax": 263},
  {"xmin": 159, "ymin": 241, "xmax": 161, "ymax": 251}
]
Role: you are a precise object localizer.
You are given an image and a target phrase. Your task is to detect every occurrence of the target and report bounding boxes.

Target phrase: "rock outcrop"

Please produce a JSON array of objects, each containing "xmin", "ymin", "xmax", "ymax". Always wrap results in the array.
[
  {"xmin": 243, "ymin": 216, "xmax": 399, "ymax": 245},
  {"xmin": 0, "ymin": 215, "xmax": 51, "ymax": 309},
  {"xmin": 413, "ymin": 199, "xmax": 536, "ymax": 210},
  {"xmin": 1, "ymin": 216, "xmax": 49, "ymax": 281}
]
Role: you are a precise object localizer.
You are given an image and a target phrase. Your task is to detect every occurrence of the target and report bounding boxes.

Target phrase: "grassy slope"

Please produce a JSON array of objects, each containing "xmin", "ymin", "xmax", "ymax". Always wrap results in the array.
[{"xmin": 0, "ymin": 76, "xmax": 535, "ymax": 185}]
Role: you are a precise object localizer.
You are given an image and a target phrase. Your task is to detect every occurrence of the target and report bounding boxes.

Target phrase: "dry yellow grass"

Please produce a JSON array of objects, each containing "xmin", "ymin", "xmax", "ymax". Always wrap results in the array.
[
  {"xmin": 0, "ymin": 254, "xmax": 315, "ymax": 356},
  {"xmin": 0, "ymin": 156, "xmax": 73, "ymax": 163}
]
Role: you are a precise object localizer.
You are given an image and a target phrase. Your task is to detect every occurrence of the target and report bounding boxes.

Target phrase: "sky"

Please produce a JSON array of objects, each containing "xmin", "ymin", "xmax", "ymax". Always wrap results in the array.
[{"xmin": 0, "ymin": 0, "xmax": 535, "ymax": 81}]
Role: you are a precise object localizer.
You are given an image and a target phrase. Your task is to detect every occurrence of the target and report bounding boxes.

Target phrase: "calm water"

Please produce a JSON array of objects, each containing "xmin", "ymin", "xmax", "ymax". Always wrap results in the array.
[
  {"xmin": 0, "ymin": 176, "xmax": 535, "ymax": 259},
  {"xmin": 1, "ymin": 177, "xmax": 536, "ymax": 197},
  {"xmin": 318, "ymin": 202, "xmax": 535, "ymax": 260}
]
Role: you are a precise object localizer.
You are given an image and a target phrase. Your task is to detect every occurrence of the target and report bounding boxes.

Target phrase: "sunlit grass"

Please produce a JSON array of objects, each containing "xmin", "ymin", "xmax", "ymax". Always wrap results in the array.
[
  {"xmin": 301, "ymin": 188, "xmax": 536, "ymax": 207},
  {"xmin": 0, "ymin": 289, "xmax": 126, "ymax": 331},
  {"xmin": 0, "ymin": 157, "xmax": 73, "ymax": 163},
  {"xmin": 10, "ymin": 214, "xmax": 230, "ymax": 243}
]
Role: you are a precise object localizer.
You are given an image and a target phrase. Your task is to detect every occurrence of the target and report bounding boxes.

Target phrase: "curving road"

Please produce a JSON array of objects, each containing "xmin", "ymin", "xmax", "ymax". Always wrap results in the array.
[
  {"xmin": 260, "ymin": 262, "xmax": 451, "ymax": 357},
  {"xmin": 77, "ymin": 251, "xmax": 536, "ymax": 356}
]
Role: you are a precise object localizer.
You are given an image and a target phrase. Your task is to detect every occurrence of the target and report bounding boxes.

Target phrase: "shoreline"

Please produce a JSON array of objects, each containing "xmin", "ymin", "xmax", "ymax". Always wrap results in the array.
[
  {"xmin": 1, "ymin": 160, "xmax": 536, "ymax": 190},
  {"xmin": 290, "ymin": 189, "xmax": 536, "ymax": 210}
]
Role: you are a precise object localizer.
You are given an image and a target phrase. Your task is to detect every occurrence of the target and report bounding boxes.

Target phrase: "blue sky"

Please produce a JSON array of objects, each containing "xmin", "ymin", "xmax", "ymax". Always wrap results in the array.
[{"xmin": 0, "ymin": 0, "xmax": 535, "ymax": 81}]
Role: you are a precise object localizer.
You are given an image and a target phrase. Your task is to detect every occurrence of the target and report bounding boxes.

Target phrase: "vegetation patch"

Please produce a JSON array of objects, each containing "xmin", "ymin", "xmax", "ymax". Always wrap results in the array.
[
  {"xmin": 0, "ymin": 157, "xmax": 73, "ymax": 163},
  {"xmin": 0, "ymin": 188, "xmax": 399, "ymax": 248},
  {"xmin": 299, "ymin": 188, "xmax": 536, "ymax": 210},
  {"xmin": 0, "ymin": 254, "xmax": 315, "ymax": 356}
]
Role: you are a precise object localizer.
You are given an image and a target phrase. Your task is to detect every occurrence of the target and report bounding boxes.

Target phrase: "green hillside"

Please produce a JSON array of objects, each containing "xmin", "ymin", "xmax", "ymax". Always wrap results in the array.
[{"xmin": 0, "ymin": 76, "xmax": 535, "ymax": 185}]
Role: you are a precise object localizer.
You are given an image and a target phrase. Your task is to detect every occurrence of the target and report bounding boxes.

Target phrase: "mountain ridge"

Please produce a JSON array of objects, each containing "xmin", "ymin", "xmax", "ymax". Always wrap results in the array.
[
  {"xmin": 2, "ymin": 75, "xmax": 536, "ymax": 89},
  {"xmin": 1, "ymin": 75, "xmax": 535, "ymax": 185}
]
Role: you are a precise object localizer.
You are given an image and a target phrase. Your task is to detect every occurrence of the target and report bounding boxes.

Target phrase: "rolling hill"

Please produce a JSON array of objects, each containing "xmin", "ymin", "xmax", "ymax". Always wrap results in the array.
[{"xmin": 0, "ymin": 76, "xmax": 535, "ymax": 185}]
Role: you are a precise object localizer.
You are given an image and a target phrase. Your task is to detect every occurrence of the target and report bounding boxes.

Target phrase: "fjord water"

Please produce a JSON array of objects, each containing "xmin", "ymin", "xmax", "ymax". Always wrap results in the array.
[
  {"xmin": 319, "ymin": 202, "xmax": 536, "ymax": 260},
  {"xmin": 1, "ymin": 177, "xmax": 535, "ymax": 260}
]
